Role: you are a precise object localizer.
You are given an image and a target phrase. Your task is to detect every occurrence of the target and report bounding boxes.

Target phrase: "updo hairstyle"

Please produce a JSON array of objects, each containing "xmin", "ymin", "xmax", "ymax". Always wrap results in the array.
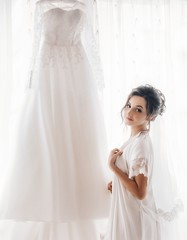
[{"xmin": 121, "ymin": 84, "xmax": 166, "ymax": 120}]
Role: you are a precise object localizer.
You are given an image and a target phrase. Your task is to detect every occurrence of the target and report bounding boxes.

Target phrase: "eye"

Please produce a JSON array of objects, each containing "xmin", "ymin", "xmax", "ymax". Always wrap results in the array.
[
  {"xmin": 135, "ymin": 108, "xmax": 142, "ymax": 113},
  {"xmin": 125, "ymin": 103, "xmax": 131, "ymax": 108}
]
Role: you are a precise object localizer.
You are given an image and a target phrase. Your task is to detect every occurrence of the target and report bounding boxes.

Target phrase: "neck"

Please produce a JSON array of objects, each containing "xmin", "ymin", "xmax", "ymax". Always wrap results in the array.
[{"xmin": 130, "ymin": 126, "xmax": 149, "ymax": 137}]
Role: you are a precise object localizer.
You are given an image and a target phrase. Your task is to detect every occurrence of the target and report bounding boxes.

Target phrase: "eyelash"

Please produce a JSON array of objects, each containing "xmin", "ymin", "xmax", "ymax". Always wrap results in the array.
[
  {"xmin": 126, "ymin": 103, "xmax": 131, "ymax": 108},
  {"xmin": 136, "ymin": 108, "xmax": 142, "ymax": 113},
  {"xmin": 125, "ymin": 104, "xmax": 142, "ymax": 113}
]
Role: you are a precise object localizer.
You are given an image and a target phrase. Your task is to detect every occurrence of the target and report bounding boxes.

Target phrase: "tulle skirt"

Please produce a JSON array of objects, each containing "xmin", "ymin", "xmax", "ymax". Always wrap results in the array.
[{"xmin": 0, "ymin": 220, "xmax": 101, "ymax": 240}]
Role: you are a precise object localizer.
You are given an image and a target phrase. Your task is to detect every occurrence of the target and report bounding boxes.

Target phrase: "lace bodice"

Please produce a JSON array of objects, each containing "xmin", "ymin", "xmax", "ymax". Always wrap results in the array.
[
  {"xmin": 41, "ymin": 8, "xmax": 83, "ymax": 46},
  {"xmin": 28, "ymin": 0, "xmax": 105, "ymax": 90}
]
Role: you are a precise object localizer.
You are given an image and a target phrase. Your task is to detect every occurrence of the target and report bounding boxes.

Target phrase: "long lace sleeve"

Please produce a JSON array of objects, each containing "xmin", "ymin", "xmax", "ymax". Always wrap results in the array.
[
  {"xmin": 27, "ymin": 2, "xmax": 42, "ymax": 88},
  {"xmin": 82, "ymin": 0, "xmax": 105, "ymax": 91}
]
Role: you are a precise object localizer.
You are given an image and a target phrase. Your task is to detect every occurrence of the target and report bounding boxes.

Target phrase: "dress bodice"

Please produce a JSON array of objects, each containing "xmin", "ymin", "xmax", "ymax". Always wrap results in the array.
[
  {"xmin": 40, "ymin": 8, "xmax": 83, "ymax": 46},
  {"xmin": 29, "ymin": 0, "xmax": 104, "ymax": 90}
]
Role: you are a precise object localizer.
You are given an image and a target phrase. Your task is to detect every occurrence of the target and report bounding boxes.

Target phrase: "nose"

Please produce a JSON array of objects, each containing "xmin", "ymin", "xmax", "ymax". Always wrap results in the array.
[
  {"xmin": 126, "ymin": 108, "xmax": 133, "ymax": 118},
  {"xmin": 127, "ymin": 108, "xmax": 132, "ymax": 115}
]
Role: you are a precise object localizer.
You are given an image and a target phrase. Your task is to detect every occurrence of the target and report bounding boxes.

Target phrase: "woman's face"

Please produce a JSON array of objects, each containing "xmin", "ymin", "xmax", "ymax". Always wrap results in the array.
[{"xmin": 124, "ymin": 96, "xmax": 149, "ymax": 128}]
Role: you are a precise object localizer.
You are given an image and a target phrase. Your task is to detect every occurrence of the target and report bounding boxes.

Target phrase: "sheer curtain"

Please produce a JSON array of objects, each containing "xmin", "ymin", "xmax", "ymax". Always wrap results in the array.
[
  {"xmin": 0, "ymin": 0, "xmax": 12, "ymax": 179},
  {"xmin": 97, "ymin": 0, "xmax": 187, "ymax": 239},
  {"xmin": 0, "ymin": 0, "xmax": 187, "ymax": 239},
  {"xmin": 0, "ymin": 0, "xmax": 32, "ymax": 182}
]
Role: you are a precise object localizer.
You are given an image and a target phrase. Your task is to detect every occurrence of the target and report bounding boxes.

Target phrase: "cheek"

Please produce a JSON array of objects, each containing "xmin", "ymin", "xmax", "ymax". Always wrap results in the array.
[
  {"xmin": 140, "ymin": 116, "xmax": 149, "ymax": 123},
  {"xmin": 123, "ymin": 109, "xmax": 127, "ymax": 117},
  {"xmin": 123, "ymin": 110, "xmax": 127, "ymax": 117},
  {"xmin": 134, "ymin": 114, "xmax": 147, "ymax": 121}
]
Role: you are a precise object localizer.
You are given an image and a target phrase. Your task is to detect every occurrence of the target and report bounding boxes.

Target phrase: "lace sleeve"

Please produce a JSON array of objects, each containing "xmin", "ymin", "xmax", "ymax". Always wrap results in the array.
[
  {"xmin": 129, "ymin": 157, "xmax": 148, "ymax": 179},
  {"xmin": 27, "ymin": 2, "xmax": 42, "ymax": 88},
  {"xmin": 82, "ymin": 0, "xmax": 105, "ymax": 91}
]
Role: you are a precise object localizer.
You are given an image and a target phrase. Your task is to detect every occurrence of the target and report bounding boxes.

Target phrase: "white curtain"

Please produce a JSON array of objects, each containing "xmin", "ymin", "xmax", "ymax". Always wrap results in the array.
[
  {"xmin": 0, "ymin": 0, "xmax": 33, "ymax": 174},
  {"xmin": 0, "ymin": 0, "xmax": 12, "ymax": 178},
  {"xmin": 0, "ymin": 0, "xmax": 187, "ymax": 239}
]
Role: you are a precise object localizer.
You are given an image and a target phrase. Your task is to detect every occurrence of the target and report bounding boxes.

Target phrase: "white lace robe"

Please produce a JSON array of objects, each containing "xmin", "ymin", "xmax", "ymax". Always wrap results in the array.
[{"xmin": 104, "ymin": 131, "xmax": 161, "ymax": 240}]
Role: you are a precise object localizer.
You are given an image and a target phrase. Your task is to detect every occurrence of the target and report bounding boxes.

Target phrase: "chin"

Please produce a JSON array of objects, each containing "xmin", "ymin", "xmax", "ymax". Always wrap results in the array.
[{"xmin": 125, "ymin": 121, "xmax": 132, "ymax": 126}]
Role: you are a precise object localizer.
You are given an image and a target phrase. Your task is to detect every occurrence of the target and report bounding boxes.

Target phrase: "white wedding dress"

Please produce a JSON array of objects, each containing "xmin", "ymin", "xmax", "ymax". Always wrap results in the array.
[{"xmin": 0, "ymin": 0, "xmax": 109, "ymax": 239}]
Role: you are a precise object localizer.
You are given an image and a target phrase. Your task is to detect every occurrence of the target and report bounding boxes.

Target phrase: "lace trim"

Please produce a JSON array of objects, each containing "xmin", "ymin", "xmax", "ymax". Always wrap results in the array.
[
  {"xmin": 140, "ymin": 199, "xmax": 184, "ymax": 223},
  {"xmin": 157, "ymin": 199, "xmax": 184, "ymax": 221}
]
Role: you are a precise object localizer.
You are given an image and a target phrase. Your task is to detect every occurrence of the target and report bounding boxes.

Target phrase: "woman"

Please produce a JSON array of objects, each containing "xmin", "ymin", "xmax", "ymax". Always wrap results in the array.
[{"xmin": 105, "ymin": 84, "xmax": 166, "ymax": 240}]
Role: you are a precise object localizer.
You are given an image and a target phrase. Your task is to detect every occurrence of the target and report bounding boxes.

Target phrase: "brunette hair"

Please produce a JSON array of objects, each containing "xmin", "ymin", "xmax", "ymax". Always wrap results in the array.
[{"xmin": 121, "ymin": 84, "xmax": 166, "ymax": 119}]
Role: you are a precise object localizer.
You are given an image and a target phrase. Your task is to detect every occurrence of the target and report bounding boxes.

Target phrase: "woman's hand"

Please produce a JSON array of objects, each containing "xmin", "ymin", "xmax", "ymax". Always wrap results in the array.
[
  {"xmin": 107, "ymin": 181, "xmax": 112, "ymax": 193},
  {"xmin": 108, "ymin": 148, "xmax": 123, "ymax": 170}
]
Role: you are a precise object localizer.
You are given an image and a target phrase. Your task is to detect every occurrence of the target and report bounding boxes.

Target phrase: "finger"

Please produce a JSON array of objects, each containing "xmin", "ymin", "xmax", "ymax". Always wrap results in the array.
[
  {"xmin": 111, "ymin": 149, "xmax": 121, "ymax": 155},
  {"xmin": 112, "ymin": 148, "xmax": 119, "ymax": 151},
  {"xmin": 116, "ymin": 150, "xmax": 123, "ymax": 156},
  {"xmin": 108, "ymin": 185, "xmax": 112, "ymax": 191}
]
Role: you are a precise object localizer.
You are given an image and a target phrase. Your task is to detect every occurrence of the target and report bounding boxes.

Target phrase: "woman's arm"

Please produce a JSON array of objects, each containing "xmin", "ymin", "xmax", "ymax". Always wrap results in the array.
[{"xmin": 108, "ymin": 149, "xmax": 147, "ymax": 200}]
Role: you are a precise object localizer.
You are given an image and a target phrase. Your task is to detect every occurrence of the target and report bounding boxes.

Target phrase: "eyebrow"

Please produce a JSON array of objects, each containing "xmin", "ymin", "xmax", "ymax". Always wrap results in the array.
[
  {"xmin": 136, "ymin": 105, "xmax": 144, "ymax": 109},
  {"xmin": 128, "ymin": 101, "xmax": 144, "ymax": 109}
]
